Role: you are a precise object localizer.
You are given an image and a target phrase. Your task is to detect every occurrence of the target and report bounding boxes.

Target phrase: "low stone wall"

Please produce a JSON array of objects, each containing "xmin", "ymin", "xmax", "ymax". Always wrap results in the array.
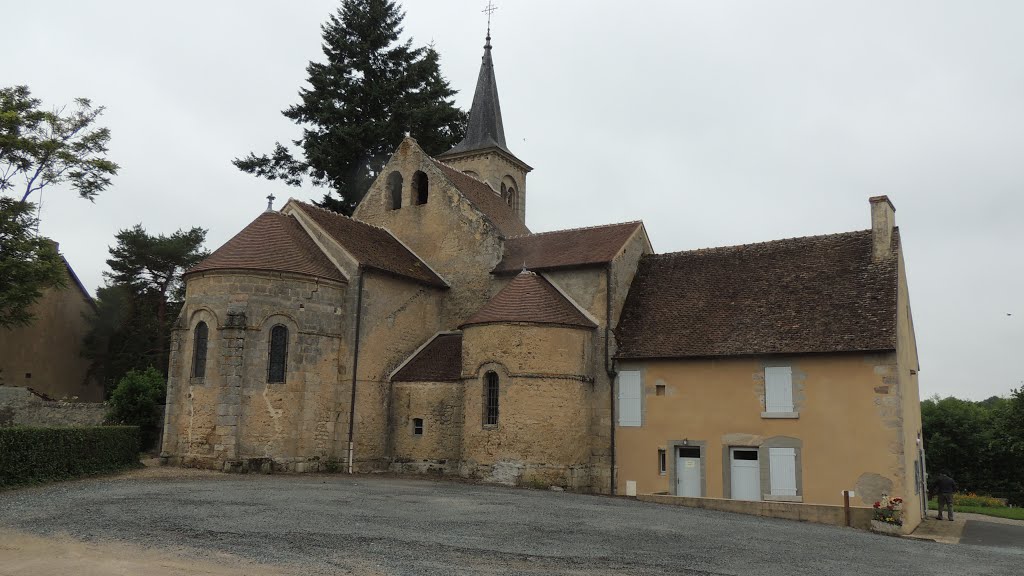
[
  {"xmin": 0, "ymin": 386, "xmax": 106, "ymax": 428},
  {"xmin": 638, "ymin": 493, "xmax": 876, "ymax": 531}
]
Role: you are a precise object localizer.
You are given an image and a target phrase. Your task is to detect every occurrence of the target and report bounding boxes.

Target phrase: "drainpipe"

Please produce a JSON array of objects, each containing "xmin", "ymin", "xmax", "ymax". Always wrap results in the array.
[
  {"xmin": 347, "ymin": 269, "xmax": 365, "ymax": 474},
  {"xmin": 606, "ymin": 264, "xmax": 617, "ymax": 495}
]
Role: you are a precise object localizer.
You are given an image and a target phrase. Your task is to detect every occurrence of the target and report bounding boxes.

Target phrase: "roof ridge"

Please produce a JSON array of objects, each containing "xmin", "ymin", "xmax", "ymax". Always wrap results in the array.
[
  {"xmin": 651, "ymin": 229, "xmax": 872, "ymax": 258},
  {"xmin": 507, "ymin": 220, "xmax": 642, "ymax": 240}
]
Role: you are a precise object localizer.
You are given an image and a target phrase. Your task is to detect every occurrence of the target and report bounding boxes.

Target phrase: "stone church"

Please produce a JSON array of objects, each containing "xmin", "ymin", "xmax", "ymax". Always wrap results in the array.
[{"xmin": 163, "ymin": 33, "xmax": 923, "ymax": 529}]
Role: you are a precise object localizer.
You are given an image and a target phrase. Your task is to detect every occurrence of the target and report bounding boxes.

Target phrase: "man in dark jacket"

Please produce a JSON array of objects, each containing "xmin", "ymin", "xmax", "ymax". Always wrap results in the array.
[{"xmin": 933, "ymin": 471, "xmax": 958, "ymax": 521}]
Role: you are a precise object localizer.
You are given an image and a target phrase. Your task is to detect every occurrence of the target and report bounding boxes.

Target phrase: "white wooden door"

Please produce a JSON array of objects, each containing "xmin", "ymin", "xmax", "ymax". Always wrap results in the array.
[
  {"xmin": 730, "ymin": 448, "xmax": 761, "ymax": 501},
  {"xmin": 675, "ymin": 447, "xmax": 701, "ymax": 497}
]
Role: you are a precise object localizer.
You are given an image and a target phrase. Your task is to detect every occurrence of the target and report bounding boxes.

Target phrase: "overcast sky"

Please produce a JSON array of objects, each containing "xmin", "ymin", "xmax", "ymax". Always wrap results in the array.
[{"xmin": 3, "ymin": 1, "xmax": 1022, "ymax": 400}]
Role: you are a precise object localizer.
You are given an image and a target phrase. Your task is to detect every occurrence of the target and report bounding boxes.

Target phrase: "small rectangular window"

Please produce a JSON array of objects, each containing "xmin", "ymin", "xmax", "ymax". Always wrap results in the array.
[
  {"xmin": 655, "ymin": 384, "xmax": 665, "ymax": 396},
  {"xmin": 413, "ymin": 418, "xmax": 424, "ymax": 436},
  {"xmin": 764, "ymin": 366, "xmax": 794, "ymax": 413},
  {"xmin": 617, "ymin": 371, "xmax": 642, "ymax": 427},
  {"xmin": 658, "ymin": 449, "xmax": 666, "ymax": 475}
]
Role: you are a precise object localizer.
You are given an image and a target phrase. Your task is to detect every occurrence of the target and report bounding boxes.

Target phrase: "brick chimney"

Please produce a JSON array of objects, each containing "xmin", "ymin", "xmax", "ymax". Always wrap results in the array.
[{"xmin": 869, "ymin": 196, "xmax": 895, "ymax": 261}]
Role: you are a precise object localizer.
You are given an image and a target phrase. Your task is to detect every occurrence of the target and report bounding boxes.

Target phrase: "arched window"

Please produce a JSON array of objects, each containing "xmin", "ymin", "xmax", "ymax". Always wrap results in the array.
[
  {"xmin": 413, "ymin": 171, "xmax": 429, "ymax": 205},
  {"xmin": 191, "ymin": 322, "xmax": 208, "ymax": 378},
  {"xmin": 387, "ymin": 171, "xmax": 403, "ymax": 210},
  {"xmin": 267, "ymin": 325, "xmax": 288, "ymax": 383},
  {"xmin": 484, "ymin": 371, "xmax": 499, "ymax": 427},
  {"xmin": 501, "ymin": 176, "xmax": 518, "ymax": 211}
]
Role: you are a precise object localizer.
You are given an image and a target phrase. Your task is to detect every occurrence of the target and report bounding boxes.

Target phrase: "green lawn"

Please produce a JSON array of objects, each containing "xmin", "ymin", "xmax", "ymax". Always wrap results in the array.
[{"xmin": 927, "ymin": 499, "xmax": 1024, "ymax": 521}]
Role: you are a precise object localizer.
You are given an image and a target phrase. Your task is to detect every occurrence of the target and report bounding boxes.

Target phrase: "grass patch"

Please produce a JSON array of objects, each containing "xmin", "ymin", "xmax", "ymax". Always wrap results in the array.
[{"xmin": 928, "ymin": 498, "xmax": 1024, "ymax": 521}]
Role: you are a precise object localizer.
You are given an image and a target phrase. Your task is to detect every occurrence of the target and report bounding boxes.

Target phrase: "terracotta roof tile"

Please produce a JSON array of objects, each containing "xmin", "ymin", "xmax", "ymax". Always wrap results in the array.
[
  {"xmin": 188, "ymin": 211, "xmax": 344, "ymax": 282},
  {"xmin": 494, "ymin": 221, "xmax": 644, "ymax": 274},
  {"xmin": 294, "ymin": 202, "xmax": 446, "ymax": 288},
  {"xmin": 461, "ymin": 271, "xmax": 597, "ymax": 329},
  {"xmin": 615, "ymin": 229, "xmax": 900, "ymax": 359},
  {"xmin": 430, "ymin": 159, "xmax": 531, "ymax": 237},
  {"xmin": 391, "ymin": 333, "xmax": 463, "ymax": 382}
]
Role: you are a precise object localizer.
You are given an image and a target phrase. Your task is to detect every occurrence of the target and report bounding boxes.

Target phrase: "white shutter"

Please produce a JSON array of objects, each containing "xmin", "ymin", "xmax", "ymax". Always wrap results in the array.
[
  {"xmin": 769, "ymin": 447, "xmax": 798, "ymax": 496},
  {"xmin": 617, "ymin": 371, "xmax": 642, "ymax": 427},
  {"xmin": 764, "ymin": 366, "xmax": 793, "ymax": 413}
]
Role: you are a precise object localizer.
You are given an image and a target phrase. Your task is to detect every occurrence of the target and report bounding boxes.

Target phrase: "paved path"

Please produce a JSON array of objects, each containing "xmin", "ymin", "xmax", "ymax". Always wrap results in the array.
[
  {"xmin": 961, "ymin": 520, "xmax": 1024, "ymax": 548},
  {"xmin": 1, "ymin": 472, "xmax": 1022, "ymax": 575}
]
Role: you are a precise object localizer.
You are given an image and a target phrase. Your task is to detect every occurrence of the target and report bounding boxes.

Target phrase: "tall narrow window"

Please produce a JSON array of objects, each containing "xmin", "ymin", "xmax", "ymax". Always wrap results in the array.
[
  {"xmin": 617, "ymin": 370, "xmax": 642, "ymax": 426},
  {"xmin": 387, "ymin": 171, "xmax": 403, "ymax": 210},
  {"xmin": 413, "ymin": 418, "xmax": 424, "ymax": 436},
  {"xmin": 267, "ymin": 325, "xmax": 288, "ymax": 383},
  {"xmin": 484, "ymin": 371, "xmax": 499, "ymax": 427},
  {"xmin": 658, "ymin": 449, "xmax": 667, "ymax": 475},
  {"xmin": 413, "ymin": 171, "xmax": 428, "ymax": 205},
  {"xmin": 764, "ymin": 366, "xmax": 794, "ymax": 414},
  {"xmin": 191, "ymin": 322, "xmax": 208, "ymax": 378}
]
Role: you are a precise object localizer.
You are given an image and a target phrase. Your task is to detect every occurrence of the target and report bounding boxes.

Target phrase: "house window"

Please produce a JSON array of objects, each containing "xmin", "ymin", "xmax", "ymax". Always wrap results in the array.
[
  {"xmin": 768, "ymin": 447, "xmax": 799, "ymax": 497},
  {"xmin": 413, "ymin": 171, "xmax": 428, "ymax": 205},
  {"xmin": 191, "ymin": 321, "xmax": 208, "ymax": 378},
  {"xmin": 267, "ymin": 325, "xmax": 288, "ymax": 383},
  {"xmin": 763, "ymin": 366, "xmax": 795, "ymax": 415},
  {"xmin": 387, "ymin": 171, "xmax": 403, "ymax": 210},
  {"xmin": 658, "ymin": 449, "xmax": 667, "ymax": 475},
  {"xmin": 484, "ymin": 371, "xmax": 499, "ymax": 427},
  {"xmin": 413, "ymin": 418, "xmax": 424, "ymax": 436},
  {"xmin": 655, "ymin": 384, "xmax": 665, "ymax": 396},
  {"xmin": 617, "ymin": 370, "xmax": 642, "ymax": 426}
]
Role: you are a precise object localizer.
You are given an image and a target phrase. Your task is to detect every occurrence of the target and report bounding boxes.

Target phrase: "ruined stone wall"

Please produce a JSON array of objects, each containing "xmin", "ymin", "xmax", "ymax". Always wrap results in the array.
[
  {"xmin": 0, "ymin": 386, "xmax": 105, "ymax": 427},
  {"xmin": 390, "ymin": 381, "xmax": 464, "ymax": 474},
  {"xmin": 349, "ymin": 271, "xmax": 443, "ymax": 471},
  {"xmin": 353, "ymin": 139, "xmax": 506, "ymax": 329},
  {"xmin": 0, "ymin": 263, "xmax": 102, "ymax": 402},
  {"xmin": 163, "ymin": 271, "xmax": 347, "ymax": 471},
  {"xmin": 459, "ymin": 323, "xmax": 594, "ymax": 489},
  {"xmin": 615, "ymin": 353, "xmax": 908, "ymax": 512}
]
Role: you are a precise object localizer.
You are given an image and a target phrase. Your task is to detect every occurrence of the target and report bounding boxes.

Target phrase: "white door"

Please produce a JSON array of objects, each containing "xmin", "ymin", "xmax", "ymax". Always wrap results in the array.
[
  {"xmin": 675, "ymin": 447, "xmax": 701, "ymax": 497},
  {"xmin": 730, "ymin": 448, "xmax": 761, "ymax": 501}
]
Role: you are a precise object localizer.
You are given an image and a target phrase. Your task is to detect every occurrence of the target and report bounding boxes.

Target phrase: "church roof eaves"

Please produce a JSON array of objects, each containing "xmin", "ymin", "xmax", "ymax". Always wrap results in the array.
[
  {"xmin": 187, "ymin": 211, "xmax": 346, "ymax": 283},
  {"xmin": 292, "ymin": 201, "xmax": 448, "ymax": 288},
  {"xmin": 461, "ymin": 270, "xmax": 597, "ymax": 329},
  {"xmin": 493, "ymin": 221, "xmax": 645, "ymax": 274},
  {"xmin": 391, "ymin": 332, "xmax": 463, "ymax": 382}
]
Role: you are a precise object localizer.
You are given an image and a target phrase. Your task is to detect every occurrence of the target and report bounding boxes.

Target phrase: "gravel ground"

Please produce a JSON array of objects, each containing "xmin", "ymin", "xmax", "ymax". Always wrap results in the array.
[{"xmin": 0, "ymin": 472, "xmax": 1020, "ymax": 575}]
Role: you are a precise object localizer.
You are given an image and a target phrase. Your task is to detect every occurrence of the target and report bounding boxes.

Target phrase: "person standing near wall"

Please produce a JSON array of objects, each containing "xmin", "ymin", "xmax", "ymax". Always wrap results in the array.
[{"xmin": 932, "ymin": 471, "xmax": 958, "ymax": 521}]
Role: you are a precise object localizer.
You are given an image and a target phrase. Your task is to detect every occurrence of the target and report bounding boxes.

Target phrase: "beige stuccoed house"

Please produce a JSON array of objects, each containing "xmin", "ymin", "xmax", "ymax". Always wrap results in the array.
[{"xmin": 161, "ymin": 32, "xmax": 924, "ymax": 531}]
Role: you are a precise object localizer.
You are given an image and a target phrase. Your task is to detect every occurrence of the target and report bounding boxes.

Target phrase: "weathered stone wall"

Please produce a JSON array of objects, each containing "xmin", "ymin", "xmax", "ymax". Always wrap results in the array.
[
  {"xmin": 0, "ymin": 261, "xmax": 102, "ymax": 402},
  {"xmin": 163, "ymin": 271, "xmax": 348, "ymax": 471},
  {"xmin": 437, "ymin": 149, "xmax": 529, "ymax": 220},
  {"xmin": 0, "ymin": 386, "xmax": 106, "ymax": 427},
  {"xmin": 390, "ymin": 381, "xmax": 464, "ymax": 474},
  {"xmin": 353, "ymin": 138, "xmax": 506, "ymax": 328},
  {"xmin": 459, "ymin": 323, "xmax": 594, "ymax": 488}
]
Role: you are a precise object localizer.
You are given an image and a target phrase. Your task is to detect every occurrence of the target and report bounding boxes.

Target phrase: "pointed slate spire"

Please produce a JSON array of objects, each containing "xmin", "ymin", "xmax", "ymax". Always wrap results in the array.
[{"xmin": 444, "ymin": 34, "xmax": 509, "ymax": 156}]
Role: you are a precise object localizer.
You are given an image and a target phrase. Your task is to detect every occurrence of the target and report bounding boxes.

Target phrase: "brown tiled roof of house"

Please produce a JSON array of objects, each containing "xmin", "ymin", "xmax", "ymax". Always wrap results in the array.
[
  {"xmin": 391, "ymin": 332, "xmax": 463, "ymax": 382},
  {"xmin": 188, "ymin": 211, "xmax": 345, "ymax": 282},
  {"xmin": 461, "ymin": 271, "xmax": 597, "ymax": 329},
  {"xmin": 430, "ymin": 159, "xmax": 531, "ymax": 237},
  {"xmin": 294, "ymin": 202, "xmax": 447, "ymax": 288},
  {"xmin": 615, "ymin": 229, "xmax": 900, "ymax": 359},
  {"xmin": 493, "ymin": 221, "xmax": 644, "ymax": 274}
]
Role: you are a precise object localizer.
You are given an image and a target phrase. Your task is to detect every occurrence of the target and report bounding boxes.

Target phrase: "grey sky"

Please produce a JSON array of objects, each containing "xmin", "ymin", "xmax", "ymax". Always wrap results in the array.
[{"xmin": 3, "ymin": 1, "xmax": 1022, "ymax": 400}]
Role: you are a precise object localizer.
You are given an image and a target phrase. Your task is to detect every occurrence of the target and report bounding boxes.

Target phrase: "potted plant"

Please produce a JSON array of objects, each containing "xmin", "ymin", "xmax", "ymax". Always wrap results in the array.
[{"xmin": 870, "ymin": 495, "xmax": 904, "ymax": 535}]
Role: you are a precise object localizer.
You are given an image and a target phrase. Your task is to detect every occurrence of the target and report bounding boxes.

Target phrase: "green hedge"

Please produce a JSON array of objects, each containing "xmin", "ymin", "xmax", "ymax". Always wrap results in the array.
[{"xmin": 0, "ymin": 426, "xmax": 141, "ymax": 487}]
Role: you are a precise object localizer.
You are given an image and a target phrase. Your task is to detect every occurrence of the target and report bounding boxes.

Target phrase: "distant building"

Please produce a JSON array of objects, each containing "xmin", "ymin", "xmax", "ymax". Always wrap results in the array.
[
  {"xmin": 162, "ymin": 32, "xmax": 924, "ymax": 533},
  {"xmin": 0, "ymin": 249, "xmax": 102, "ymax": 402}
]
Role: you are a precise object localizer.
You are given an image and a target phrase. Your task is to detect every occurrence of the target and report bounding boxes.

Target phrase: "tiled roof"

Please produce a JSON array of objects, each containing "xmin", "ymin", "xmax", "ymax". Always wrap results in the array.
[
  {"xmin": 615, "ymin": 229, "xmax": 900, "ymax": 359},
  {"xmin": 188, "ymin": 211, "xmax": 345, "ymax": 282},
  {"xmin": 431, "ymin": 160, "xmax": 531, "ymax": 237},
  {"xmin": 493, "ymin": 221, "xmax": 644, "ymax": 274},
  {"xmin": 391, "ymin": 333, "xmax": 463, "ymax": 382},
  {"xmin": 461, "ymin": 270, "xmax": 597, "ymax": 329},
  {"xmin": 294, "ymin": 202, "xmax": 447, "ymax": 288}
]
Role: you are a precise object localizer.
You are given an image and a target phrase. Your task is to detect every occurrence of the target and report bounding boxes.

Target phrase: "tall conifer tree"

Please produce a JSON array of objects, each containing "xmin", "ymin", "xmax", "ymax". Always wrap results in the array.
[{"xmin": 234, "ymin": 0, "xmax": 467, "ymax": 214}]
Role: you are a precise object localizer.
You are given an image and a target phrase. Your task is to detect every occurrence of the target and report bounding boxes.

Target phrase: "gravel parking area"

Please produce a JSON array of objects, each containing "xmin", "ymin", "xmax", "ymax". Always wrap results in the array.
[{"xmin": 1, "ymin": 471, "xmax": 1020, "ymax": 575}]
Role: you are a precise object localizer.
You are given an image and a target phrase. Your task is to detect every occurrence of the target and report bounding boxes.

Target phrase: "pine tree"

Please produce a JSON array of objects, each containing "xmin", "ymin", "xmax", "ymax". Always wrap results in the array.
[{"xmin": 234, "ymin": 0, "xmax": 467, "ymax": 215}]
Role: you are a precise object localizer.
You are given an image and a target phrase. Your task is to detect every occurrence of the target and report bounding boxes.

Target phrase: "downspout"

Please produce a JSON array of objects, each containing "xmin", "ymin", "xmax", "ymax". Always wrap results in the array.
[
  {"xmin": 606, "ymin": 264, "xmax": 617, "ymax": 495},
  {"xmin": 347, "ymin": 268, "xmax": 365, "ymax": 474}
]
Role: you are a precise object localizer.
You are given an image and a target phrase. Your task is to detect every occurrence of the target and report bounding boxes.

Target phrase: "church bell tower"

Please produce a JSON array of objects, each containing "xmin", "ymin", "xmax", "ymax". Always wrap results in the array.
[{"xmin": 437, "ymin": 29, "xmax": 532, "ymax": 224}]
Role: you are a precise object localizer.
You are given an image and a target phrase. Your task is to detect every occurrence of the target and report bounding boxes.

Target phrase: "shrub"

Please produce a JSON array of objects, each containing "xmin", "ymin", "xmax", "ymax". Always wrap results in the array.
[
  {"xmin": 0, "ymin": 426, "xmax": 140, "ymax": 487},
  {"xmin": 106, "ymin": 367, "xmax": 165, "ymax": 450}
]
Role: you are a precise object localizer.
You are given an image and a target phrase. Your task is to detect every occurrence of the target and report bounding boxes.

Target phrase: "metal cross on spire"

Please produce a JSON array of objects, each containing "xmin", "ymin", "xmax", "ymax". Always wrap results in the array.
[
  {"xmin": 483, "ymin": 1, "xmax": 497, "ymax": 41},
  {"xmin": 266, "ymin": 193, "xmax": 276, "ymax": 212}
]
